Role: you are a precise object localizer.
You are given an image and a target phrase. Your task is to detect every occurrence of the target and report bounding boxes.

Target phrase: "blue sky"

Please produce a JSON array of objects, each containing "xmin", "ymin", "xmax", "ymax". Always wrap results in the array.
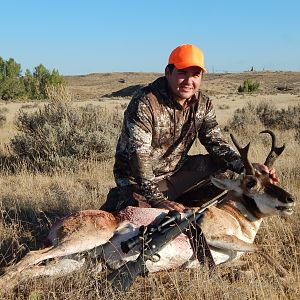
[{"xmin": 1, "ymin": 0, "xmax": 299, "ymax": 75}]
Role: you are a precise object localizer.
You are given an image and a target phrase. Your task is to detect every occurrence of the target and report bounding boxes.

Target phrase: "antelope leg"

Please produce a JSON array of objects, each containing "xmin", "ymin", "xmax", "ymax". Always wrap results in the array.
[
  {"xmin": 207, "ymin": 235, "xmax": 258, "ymax": 252},
  {"xmin": 0, "ymin": 258, "xmax": 86, "ymax": 293}
]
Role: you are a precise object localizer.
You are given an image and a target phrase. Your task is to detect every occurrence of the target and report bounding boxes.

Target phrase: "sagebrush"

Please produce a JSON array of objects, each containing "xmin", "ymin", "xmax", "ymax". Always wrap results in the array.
[
  {"xmin": 226, "ymin": 101, "xmax": 300, "ymax": 142},
  {"xmin": 10, "ymin": 100, "xmax": 123, "ymax": 171},
  {"xmin": 0, "ymin": 107, "xmax": 8, "ymax": 127}
]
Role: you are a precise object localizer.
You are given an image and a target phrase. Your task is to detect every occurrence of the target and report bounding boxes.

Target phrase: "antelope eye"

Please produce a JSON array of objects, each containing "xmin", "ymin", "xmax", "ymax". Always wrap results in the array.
[{"xmin": 246, "ymin": 178, "xmax": 257, "ymax": 189}]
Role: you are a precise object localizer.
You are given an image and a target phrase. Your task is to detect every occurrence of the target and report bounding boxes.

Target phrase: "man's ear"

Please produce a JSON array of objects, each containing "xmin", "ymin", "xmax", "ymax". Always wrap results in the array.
[{"xmin": 165, "ymin": 66, "xmax": 170, "ymax": 77}]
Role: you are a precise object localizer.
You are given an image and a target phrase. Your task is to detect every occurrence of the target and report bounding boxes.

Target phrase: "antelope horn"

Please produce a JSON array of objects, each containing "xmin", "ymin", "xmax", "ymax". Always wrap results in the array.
[
  {"xmin": 230, "ymin": 134, "xmax": 255, "ymax": 175},
  {"xmin": 260, "ymin": 130, "xmax": 285, "ymax": 168}
]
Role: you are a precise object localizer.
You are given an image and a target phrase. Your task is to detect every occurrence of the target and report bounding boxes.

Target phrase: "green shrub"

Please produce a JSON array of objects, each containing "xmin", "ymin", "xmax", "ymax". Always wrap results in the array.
[
  {"xmin": 238, "ymin": 79, "xmax": 260, "ymax": 93},
  {"xmin": 10, "ymin": 99, "xmax": 123, "ymax": 172}
]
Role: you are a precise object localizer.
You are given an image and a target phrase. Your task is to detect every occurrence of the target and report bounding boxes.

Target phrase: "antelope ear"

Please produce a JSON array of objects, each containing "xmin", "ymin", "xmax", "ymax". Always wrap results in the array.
[{"xmin": 211, "ymin": 177, "xmax": 240, "ymax": 191}]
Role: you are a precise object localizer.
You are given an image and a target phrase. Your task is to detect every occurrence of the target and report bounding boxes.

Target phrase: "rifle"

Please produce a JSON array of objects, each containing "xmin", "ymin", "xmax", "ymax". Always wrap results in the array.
[{"xmin": 107, "ymin": 194, "xmax": 225, "ymax": 291}]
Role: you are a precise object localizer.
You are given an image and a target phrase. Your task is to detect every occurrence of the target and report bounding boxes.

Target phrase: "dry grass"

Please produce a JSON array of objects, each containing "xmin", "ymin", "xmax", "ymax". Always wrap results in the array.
[{"xmin": 0, "ymin": 72, "xmax": 299, "ymax": 299}]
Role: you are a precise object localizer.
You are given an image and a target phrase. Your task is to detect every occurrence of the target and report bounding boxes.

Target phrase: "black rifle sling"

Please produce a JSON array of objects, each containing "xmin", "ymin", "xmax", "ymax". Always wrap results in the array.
[{"xmin": 186, "ymin": 216, "xmax": 215, "ymax": 269}]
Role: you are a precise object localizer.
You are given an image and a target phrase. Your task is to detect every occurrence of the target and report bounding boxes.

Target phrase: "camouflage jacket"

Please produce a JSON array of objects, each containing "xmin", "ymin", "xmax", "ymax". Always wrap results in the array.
[{"xmin": 113, "ymin": 76, "xmax": 243, "ymax": 205}]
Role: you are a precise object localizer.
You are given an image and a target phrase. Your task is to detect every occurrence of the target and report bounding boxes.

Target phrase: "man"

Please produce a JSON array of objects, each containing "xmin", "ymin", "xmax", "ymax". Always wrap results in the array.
[{"xmin": 101, "ymin": 44, "xmax": 276, "ymax": 212}]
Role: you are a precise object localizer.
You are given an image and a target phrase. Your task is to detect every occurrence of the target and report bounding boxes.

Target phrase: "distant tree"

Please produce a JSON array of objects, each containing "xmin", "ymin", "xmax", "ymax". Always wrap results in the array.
[
  {"xmin": 33, "ymin": 64, "xmax": 51, "ymax": 99},
  {"xmin": 5, "ymin": 58, "xmax": 22, "ymax": 78},
  {"xmin": 49, "ymin": 69, "xmax": 64, "ymax": 85},
  {"xmin": 23, "ymin": 69, "xmax": 38, "ymax": 99},
  {"xmin": 0, "ymin": 56, "xmax": 65, "ymax": 101},
  {"xmin": 0, "ymin": 57, "xmax": 26, "ymax": 100},
  {"xmin": 0, "ymin": 77, "xmax": 26, "ymax": 100},
  {"xmin": 23, "ymin": 65, "xmax": 65, "ymax": 100},
  {"xmin": 0, "ymin": 57, "xmax": 5, "ymax": 81}
]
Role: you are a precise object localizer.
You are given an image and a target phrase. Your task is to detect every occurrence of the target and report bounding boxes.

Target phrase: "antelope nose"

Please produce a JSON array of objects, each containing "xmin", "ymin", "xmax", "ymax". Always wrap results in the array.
[{"xmin": 285, "ymin": 196, "xmax": 294, "ymax": 203}]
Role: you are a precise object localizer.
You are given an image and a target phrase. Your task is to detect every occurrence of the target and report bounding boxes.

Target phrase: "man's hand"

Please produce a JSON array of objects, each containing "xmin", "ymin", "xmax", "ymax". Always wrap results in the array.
[
  {"xmin": 268, "ymin": 167, "xmax": 278, "ymax": 183},
  {"xmin": 154, "ymin": 199, "xmax": 185, "ymax": 212},
  {"xmin": 252, "ymin": 163, "xmax": 279, "ymax": 184}
]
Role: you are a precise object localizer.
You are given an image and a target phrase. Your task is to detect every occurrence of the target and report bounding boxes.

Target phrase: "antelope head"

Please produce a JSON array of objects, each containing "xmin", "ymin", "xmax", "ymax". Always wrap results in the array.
[{"xmin": 212, "ymin": 130, "xmax": 295, "ymax": 217}]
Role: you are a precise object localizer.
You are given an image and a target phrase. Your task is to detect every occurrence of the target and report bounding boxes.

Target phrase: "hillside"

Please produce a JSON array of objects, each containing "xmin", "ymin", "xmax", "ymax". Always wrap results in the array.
[{"xmin": 65, "ymin": 71, "xmax": 300, "ymax": 100}]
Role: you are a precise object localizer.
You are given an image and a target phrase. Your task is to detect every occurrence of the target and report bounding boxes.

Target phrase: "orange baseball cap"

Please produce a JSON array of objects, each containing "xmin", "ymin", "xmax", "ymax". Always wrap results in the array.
[{"xmin": 168, "ymin": 44, "xmax": 207, "ymax": 72}]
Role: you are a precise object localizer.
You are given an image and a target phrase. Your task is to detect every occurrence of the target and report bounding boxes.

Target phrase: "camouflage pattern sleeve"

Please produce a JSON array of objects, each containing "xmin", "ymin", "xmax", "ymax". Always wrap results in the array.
[
  {"xmin": 198, "ymin": 97, "xmax": 244, "ymax": 173},
  {"xmin": 119, "ymin": 93, "xmax": 168, "ymax": 205}
]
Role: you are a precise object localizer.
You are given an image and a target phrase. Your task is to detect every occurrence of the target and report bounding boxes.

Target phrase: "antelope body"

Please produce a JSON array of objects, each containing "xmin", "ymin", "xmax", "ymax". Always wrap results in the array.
[{"xmin": 0, "ymin": 131, "xmax": 295, "ymax": 291}]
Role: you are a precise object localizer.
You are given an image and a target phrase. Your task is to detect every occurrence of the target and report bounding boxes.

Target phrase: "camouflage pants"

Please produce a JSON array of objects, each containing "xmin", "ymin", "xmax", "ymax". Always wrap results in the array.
[{"xmin": 101, "ymin": 154, "xmax": 231, "ymax": 212}]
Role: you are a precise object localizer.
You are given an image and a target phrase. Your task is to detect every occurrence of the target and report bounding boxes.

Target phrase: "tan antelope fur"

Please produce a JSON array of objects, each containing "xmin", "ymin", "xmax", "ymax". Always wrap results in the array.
[{"xmin": 0, "ymin": 131, "xmax": 295, "ymax": 291}]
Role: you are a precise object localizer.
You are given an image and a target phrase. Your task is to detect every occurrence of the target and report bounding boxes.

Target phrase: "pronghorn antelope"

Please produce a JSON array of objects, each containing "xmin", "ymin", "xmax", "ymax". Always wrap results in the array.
[{"xmin": 0, "ymin": 131, "xmax": 295, "ymax": 292}]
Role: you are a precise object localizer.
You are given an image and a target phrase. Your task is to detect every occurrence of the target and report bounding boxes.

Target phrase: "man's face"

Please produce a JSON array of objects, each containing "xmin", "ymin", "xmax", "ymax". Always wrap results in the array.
[{"xmin": 165, "ymin": 66, "xmax": 203, "ymax": 102}]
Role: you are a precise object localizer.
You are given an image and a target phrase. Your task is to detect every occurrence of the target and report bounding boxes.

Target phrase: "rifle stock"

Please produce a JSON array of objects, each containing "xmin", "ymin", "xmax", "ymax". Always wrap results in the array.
[{"xmin": 107, "ymin": 255, "xmax": 146, "ymax": 292}]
